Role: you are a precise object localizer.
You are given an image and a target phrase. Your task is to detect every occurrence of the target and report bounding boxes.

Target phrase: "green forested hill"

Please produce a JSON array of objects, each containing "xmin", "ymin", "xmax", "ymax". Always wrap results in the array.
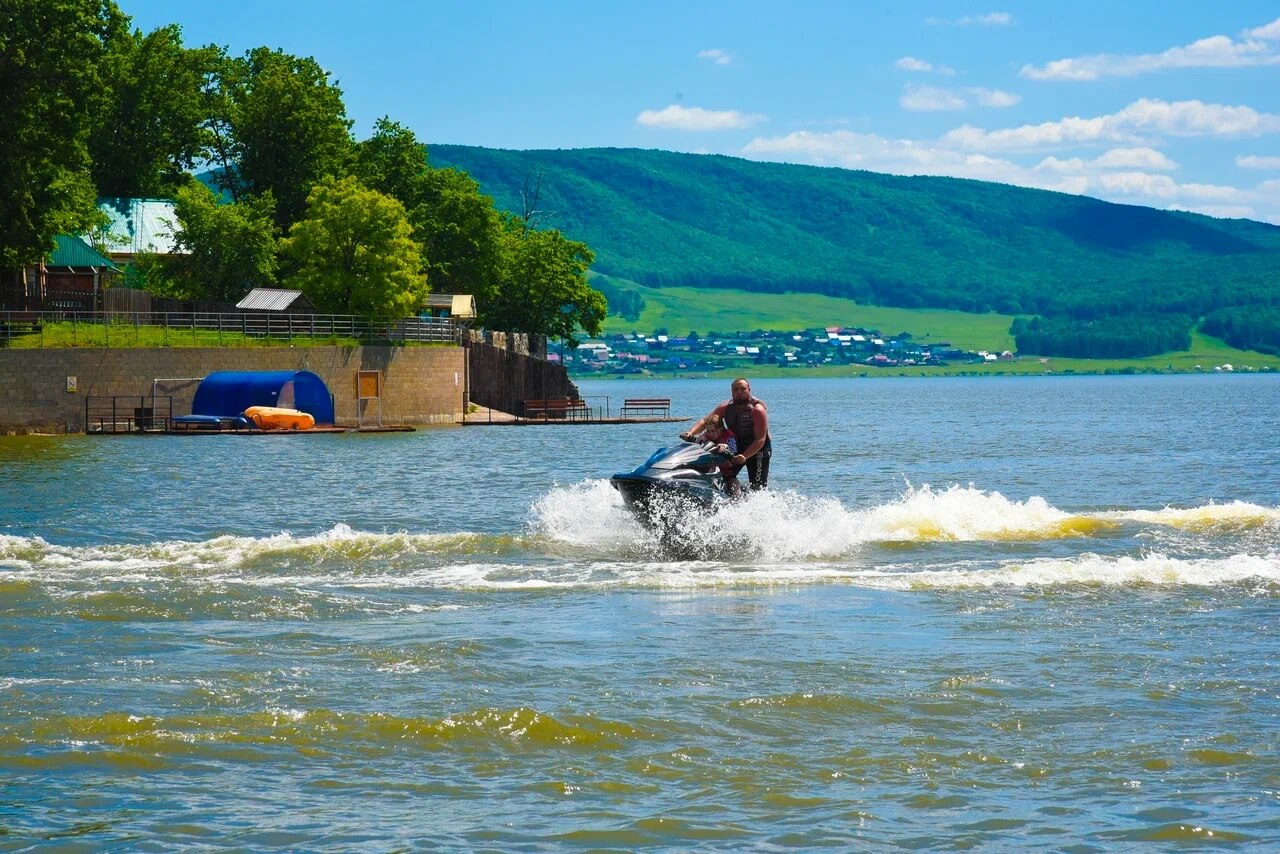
[{"xmin": 427, "ymin": 144, "xmax": 1280, "ymax": 354}]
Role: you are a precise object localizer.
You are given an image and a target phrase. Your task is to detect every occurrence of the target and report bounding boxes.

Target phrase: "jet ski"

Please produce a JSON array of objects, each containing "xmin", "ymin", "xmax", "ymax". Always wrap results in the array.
[{"xmin": 611, "ymin": 440, "xmax": 733, "ymax": 526}]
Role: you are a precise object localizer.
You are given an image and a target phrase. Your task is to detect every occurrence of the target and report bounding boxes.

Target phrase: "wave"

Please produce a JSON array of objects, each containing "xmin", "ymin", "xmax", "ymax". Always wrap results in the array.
[
  {"xmin": 1108, "ymin": 501, "xmax": 1280, "ymax": 531},
  {"xmin": 0, "ymin": 525, "xmax": 519, "ymax": 582},
  {"xmin": 0, "ymin": 706, "xmax": 658, "ymax": 768},
  {"xmin": 860, "ymin": 552, "xmax": 1280, "ymax": 592}
]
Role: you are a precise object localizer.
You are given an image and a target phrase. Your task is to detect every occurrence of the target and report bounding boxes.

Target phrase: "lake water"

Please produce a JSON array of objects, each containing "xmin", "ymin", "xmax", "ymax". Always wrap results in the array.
[{"xmin": 3, "ymin": 374, "xmax": 1278, "ymax": 849}]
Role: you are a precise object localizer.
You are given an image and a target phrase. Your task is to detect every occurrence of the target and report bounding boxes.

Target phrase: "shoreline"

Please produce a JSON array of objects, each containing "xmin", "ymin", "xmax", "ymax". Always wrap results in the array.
[{"xmin": 571, "ymin": 364, "xmax": 1279, "ymax": 381}]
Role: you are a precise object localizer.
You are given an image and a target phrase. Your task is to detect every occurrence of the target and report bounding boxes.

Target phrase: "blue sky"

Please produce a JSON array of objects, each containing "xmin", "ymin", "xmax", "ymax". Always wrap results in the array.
[{"xmin": 124, "ymin": 1, "xmax": 1280, "ymax": 223}]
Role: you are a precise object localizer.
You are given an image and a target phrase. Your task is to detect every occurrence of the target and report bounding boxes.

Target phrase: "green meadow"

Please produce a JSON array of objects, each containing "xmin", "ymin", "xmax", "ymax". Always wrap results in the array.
[{"xmin": 599, "ymin": 283, "xmax": 1017, "ymax": 351}]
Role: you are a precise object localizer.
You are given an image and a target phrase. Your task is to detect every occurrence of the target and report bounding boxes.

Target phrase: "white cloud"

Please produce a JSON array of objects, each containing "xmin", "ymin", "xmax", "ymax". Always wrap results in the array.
[
  {"xmin": 743, "ymin": 129, "xmax": 1012, "ymax": 176},
  {"xmin": 1181, "ymin": 205, "xmax": 1257, "ymax": 219},
  {"xmin": 740, "ymin": 129, "xmax": 1280, "ymax": 223},
  {"xmin": 1116, "ymin": 98, "xmax": 1279, "ymax": 136},
  {"xmin": 900, "ymin": 84, "xmax": 1019, "ymax": 112},
  {"xmin": 900, "ymin": 85, "xmax": 968, "ymax": 111},
  {"xmin": 969, "ymin": 88, "xmax": 1020, "ymax": 108},
  {"xmin": 928, "ymin": 12, "xmax": 1012, "ymax": 26},
  {"xmin": 1035, "ymin": 148, "xmax": 1178, "ymax": 173},
  {"xmin": 1237, "ymin": 154, "xmax": 1280, "ymax": 169},
  {"xmin": 894, "ymin": 56, "xmax": 955, "ymax": 74},
  {"xmin": 1090, "ymin": 147, "xmax": 1179, "ymax": 170},
  {"xmin": 1246, "ymin": 17, "xmax": 1280, "ymax": 39},
  {"xmin": 697, "ymin": 49, "xmax": 732, "ymax": 66},
  {"xmin": 636, "ymin": 104, "xmax": 764, "ymax": 131},
  {"xmin": 942, "ymin": 99, "xmax": 1280, "ymax": 152},
  {"xmin": 1021, "ymin": 21, "xmax": 1280, "ymax": 80}
]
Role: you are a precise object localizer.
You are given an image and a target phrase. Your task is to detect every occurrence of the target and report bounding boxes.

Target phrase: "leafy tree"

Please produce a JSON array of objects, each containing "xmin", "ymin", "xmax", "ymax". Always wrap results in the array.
[
  {"xmin": 1202, "ymin": 306, "xmax": 1280, "ymax": 355},
  {"xmin": 354, "ymin": 119, "xmax": 502, "ymax": 301},
  {"xmin": 281, "ymin": 176, "xmax": 425, "ymax": 317},
  {"xmin": 0, "ymin": 0, "xmax": 121, "ymax": 268},
  {"xmin": 165, "ymin": 181, "xmax": 278, "ymax": 302},
  {"xmin": 353, "ymin": 118, "xmax": 430, "ymax": 209},
  {"xmin": 417, "ymin": 166, "xmax": 504, "ymax": 302},
  {"xmin": 211, "ymin": 47, "xmax": 353, "ymax": 230},
  {"xmin": 1013, "ymin": 314, "xmax": 1192, "ymax": 358},
  {"xmin": 485, "ymin": 214, "xmax": 605, "ymax": 344},
  {"xmin": 593, "ymin": 274, "xmax": 645, "ymax": 321},
  {"xmin": 89, "ymin": 23, "xmax": 222, "ymax": 198}
]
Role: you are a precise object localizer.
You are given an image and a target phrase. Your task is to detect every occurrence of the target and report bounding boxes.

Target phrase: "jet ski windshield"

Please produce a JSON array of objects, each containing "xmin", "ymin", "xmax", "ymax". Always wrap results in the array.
[{"xmin": 636, "ymin": 441, "xmax": 725, "ymax": 472}]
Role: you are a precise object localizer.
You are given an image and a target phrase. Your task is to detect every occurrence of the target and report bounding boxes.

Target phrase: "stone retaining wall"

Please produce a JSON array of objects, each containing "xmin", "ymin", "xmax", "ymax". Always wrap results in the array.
[{"xmin": 0, "ymin": 345, "xmax": 466, "ymax": 433}]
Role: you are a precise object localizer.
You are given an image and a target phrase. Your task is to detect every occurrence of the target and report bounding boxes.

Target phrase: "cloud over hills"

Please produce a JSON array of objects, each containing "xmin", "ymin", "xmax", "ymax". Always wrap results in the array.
[
  {"xmin": 1021, "ymin": 16, "xmax": 1280, "ymax": 80},
  {"xmin": 638, "ymin": 105, "xmax": 765, "ymax": 131}
]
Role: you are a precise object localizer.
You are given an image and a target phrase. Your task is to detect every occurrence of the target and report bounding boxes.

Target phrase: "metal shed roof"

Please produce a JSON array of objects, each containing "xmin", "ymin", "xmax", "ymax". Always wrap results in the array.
[
  {"xmin": 48, "ymin": 235, "xmax": 119, "ymax": 269},
  {"xmin": 236, "ymin": 288, "xmax": 311, "ymax": 311},
  {"xmin": 95, "ymin": 198, "xmax": 180, "ymax": 255}
]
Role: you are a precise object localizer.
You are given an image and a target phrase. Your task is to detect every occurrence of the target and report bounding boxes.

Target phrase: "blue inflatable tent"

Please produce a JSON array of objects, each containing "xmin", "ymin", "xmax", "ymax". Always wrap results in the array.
[{"xmin": 190, "ymin": 370, "xmax": 334, "ymax": 425}]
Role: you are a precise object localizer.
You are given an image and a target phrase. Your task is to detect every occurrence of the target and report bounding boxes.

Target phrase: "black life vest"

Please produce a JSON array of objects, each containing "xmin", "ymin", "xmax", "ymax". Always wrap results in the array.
[{"xmin": 724, "ymin": 401, "xmax": 765, "ymax": 446}]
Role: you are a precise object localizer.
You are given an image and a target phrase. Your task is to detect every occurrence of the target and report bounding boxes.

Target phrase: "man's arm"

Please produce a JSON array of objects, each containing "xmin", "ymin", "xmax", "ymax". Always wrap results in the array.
[{"xmin": 733, "ymin": 404, "xmax": 770, "ymax": 463}]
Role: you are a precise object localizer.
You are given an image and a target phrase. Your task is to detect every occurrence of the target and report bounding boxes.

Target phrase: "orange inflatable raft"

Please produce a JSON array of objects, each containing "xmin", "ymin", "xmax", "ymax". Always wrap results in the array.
[{"xmin": 243, "ymin": 406, "xmax": 315, "ymax": 430}]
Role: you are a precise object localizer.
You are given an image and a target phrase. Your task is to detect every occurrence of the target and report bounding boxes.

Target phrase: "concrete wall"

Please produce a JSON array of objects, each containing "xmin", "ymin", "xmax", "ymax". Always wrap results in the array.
[
  {"xmin": 0, "ymin": 345, "xmax": 466, "ymax": 433},
  {"xmin": 466, "ymin": 340, "xmax": 578, "ymax": 416}
]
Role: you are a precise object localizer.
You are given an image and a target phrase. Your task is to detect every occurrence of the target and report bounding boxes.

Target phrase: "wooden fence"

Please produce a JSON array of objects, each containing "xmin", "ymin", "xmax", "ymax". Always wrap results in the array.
[{"xmin": 2, "ymin": 310, "xmax": 463, "ymax": 346}]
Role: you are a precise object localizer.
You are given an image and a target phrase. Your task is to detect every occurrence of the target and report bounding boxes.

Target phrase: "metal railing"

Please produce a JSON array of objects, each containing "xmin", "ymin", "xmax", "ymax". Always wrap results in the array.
[
  {"xmin": 2, "ymin": 310, "xmax": 464, "ymax": 347},
  {"xmin": 86, "ymin": 395, "xmax": 176, "ymax": 434}
]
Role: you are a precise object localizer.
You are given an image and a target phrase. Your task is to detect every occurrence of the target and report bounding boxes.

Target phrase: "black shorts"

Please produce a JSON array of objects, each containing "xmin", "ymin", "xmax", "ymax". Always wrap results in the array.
[{"xmin": 729, "ymin": 437, "xmax": 772, "ymax": 490}]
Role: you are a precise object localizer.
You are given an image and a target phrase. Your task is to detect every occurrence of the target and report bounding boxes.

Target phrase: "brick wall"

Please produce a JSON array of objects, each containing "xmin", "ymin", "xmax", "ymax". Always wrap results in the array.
[{"xmin": 0, "ymin": 345, "xmax": 466, "ymax": 433}]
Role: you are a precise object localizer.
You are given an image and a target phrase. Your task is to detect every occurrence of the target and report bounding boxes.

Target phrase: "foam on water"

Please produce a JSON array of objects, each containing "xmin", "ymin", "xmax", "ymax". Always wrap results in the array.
[
  {"xmin": 859, "ymin": 552, "xmax": 1280, "ymax": 592},
  {"xmin": 0, "ymin": 525, "xmax": 515, "ymax": 582},
  {"xmin": 532, "ymin": 481, "xmax": 1118, "ymax": 559},
  {"xmin": 1108, "ymin": 501, "xmax": 1280, "ymax": 531},
  {"xmin": 3, "ymin": 488, "xmax": 1278, "ymax": 596}
]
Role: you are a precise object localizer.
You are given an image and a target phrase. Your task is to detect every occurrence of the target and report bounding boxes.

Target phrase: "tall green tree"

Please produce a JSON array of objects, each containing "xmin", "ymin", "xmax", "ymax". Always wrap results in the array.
[
  {"xmin": 89, "ymin": 23, "xmax": 222, "ymax": 198},
  {"xmin": 487, "ymin": 214, "xmax": 605, "ymax": 344},
  {"xmin": 0, "ymin": 0, "xmax": 122, "ymax": 269},
  {"xmin": 210, "ymin": 47, "xmax": 353, "ymax": 231},
  {"xmin": 281, "ymin": 176, "xmax": 426, "ymax": 318},
  {"xmin": 165, "ymin": 181, "xmax": 278, "ymax": 303},
  {"xmin": 354, "ymin": 118, "xmax": 502, "ymax": 301}
]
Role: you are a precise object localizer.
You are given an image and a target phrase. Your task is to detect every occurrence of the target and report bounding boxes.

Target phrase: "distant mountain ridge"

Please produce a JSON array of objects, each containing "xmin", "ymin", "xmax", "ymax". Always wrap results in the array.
[{"xmin": 425, "ymin": 145, "xmax": 1279, "ymax": 334}]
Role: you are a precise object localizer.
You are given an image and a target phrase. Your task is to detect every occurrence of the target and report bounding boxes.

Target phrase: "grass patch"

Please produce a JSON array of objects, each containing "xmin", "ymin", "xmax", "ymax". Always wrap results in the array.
[{"xmin": 1, "ymin": 321, "xmax": 449, "ymax": 349}]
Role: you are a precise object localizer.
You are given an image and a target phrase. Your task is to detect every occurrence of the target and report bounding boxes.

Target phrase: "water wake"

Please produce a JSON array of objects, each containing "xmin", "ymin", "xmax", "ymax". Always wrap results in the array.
[{"xmin": 2, "ymin": 485, "xmax": 1277, "ymax": 598}]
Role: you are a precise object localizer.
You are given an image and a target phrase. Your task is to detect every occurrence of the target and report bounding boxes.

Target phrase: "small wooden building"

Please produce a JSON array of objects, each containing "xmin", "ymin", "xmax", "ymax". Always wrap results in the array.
[
  {"xmin": 422, "ymin": 293, "xmax": 476, "ymax": 319},
  {"xmin": 2, "ymin": 236, "xmax": 119, "ymax": 312}
]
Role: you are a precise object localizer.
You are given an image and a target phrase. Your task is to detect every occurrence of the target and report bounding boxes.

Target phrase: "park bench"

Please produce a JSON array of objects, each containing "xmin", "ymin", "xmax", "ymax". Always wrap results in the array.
[
  {"xmin": 520, "ymin": 398, "xmax": 591, "ymax": 420},
  {"xmin": 621, "ymin": 397, "xmax": 671, "ymax": 418}
]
